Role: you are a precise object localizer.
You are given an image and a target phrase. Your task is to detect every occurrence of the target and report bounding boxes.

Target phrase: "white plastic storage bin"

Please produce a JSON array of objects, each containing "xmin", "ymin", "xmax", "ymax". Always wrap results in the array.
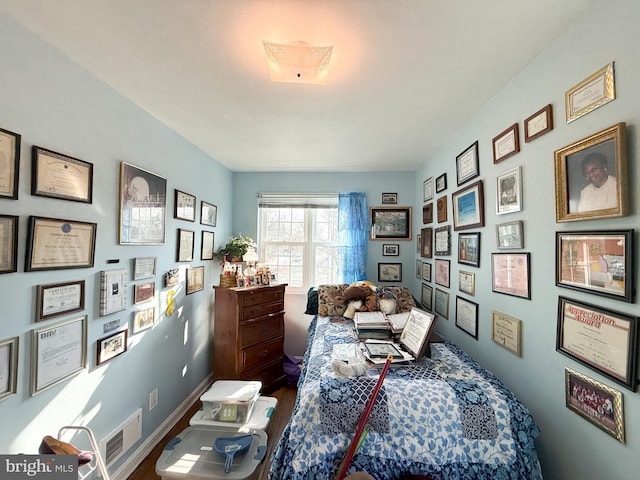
[{"xmin": 200, "ymin": 380, "xmax": 261, "ymax": 423}]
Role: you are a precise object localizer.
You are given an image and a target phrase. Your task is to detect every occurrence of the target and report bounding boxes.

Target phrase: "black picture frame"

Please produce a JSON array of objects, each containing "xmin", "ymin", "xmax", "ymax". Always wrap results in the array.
[
  {"xmin": 97, "ymin": 329, "xmax": 128, "ymax": 365},
  {"xmin": 382, "ymin": 243, "xmax": 399, "ymax": 256},
  {"xmin": 381, "ymin": 193, "xmax": 398, "ymax": 204},
  {"xmin": 452, "ymin": 180, "xmax": 485, "ymax": 231},
  {"xmin": 201, "ymin": 231, "xmax": 215, "ymax": 260},
  {"xmin": 456, "ymin": 141, "xmax": 479, "ymax": 186},
  {"xmin": 455, "ymin": 296, "xmax": 479, "ymax": 339},
  {"xmin": 201, "ymin": 201, "xmax": 217, "ymax": 226},
  {"xmin": 370, "ymin": 207, "xmax": 412, "ymax": 240},
  {"xmin": 491, "ymin": 252, "xmax": 531, "ymax": 299},
  {"xmin": 434, "ymin": 225, "xmax": 451, "ymax": 256},
  {"xmin": 458, "ymin": 232, "xmax": 480, "ymax": 267},
  {"xmin": 177, "ymin": 229, "xmax": 195, "ymax": 262},
  {"xmin": 31, "ymin": 146, "xmax": 93, "ymax": 203},
  {"xmin": 377, "ymin": 262, "xmax": 402, "ymax": 282},
  {"xmin": 435, "ymin": 173, "xmax": 447, "ymax": 193},
  {"xmin": 174, "ymin": 189, "xmax": 196, "ymax": 221}
]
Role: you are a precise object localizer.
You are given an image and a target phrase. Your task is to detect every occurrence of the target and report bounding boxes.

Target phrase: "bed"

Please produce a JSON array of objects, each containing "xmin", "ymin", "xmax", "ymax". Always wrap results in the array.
[{"xmin": 269, "ymin": 285, "xmax": 543, "ymax": 479}]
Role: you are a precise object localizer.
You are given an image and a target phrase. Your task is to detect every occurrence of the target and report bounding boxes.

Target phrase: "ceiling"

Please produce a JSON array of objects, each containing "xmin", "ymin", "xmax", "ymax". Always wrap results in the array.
[{"xmin": 1, "ymin": 0, "xmax": 594, "ymax": 172}]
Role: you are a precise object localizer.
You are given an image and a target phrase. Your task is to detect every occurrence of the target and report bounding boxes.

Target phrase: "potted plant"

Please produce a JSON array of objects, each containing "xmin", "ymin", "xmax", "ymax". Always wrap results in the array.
[{"xmin": 216, "ymin": 234, "xmax": 256, "ymax": 262}]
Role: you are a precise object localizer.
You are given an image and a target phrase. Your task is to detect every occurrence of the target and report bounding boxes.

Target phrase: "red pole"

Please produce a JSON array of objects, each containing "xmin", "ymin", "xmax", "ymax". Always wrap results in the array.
[{"xmin": 335, "ymin": 354, "xmax": 393, "ymax": 480}]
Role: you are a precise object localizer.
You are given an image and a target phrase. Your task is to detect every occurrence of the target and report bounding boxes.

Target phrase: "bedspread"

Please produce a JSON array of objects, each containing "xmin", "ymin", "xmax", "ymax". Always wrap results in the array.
[{"xmin": 269, "ymin": 316, "xmax": 542, "ymax": 480}]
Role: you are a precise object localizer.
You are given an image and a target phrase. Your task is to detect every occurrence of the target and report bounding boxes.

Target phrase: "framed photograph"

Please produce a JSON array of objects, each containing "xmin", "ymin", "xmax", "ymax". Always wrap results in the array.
[
  {"xmin": 382, "ymin": 244, "xmax": 399, "ymax": 256},
  {"xmin": 491, "ymin": 252, "xmax": 531, "ymax": 299},
  {"xmin": 370, "ymin": 207, "xmax": 412, "ymax": 240},
  {"xmin": 381, "ymin": 193, "xmax": 398, "ymax": 204},
  {"xmin": 133, "ymin": 307, "xmax": 155, "ymax": 333},
  {"xmin": 378, "ymin": 263, "xmax": 402, "ymax": 282},
  {"xmin": 565, "ymin": 62, "xmax": 615, "ymax": 123},
  {"xmin": 435, "ymin": 173, "xmax": 447, "ymax": 193},
  {"xmin": 25, "ymin": 216, "xmax": 97, "ymax": 272},
  {"xmin": 97, "ymin": 329, "xmax": 128, "ymax": 365},
  {"xmin": 133, "ymin": 256, "xmax": 156, "ymax": 280},
  {"xmin": 421, "ymin": 283, "xmax": 433, "ymax": 311},
  {"xmin": 456, "ymin": 141, "xmax": 479, "ymax": 186},
  {"xmin": 0, "ymin": 127, "xmax": 21, "ymax": 199},
  {"xmin": 422, "ymin": 203, "xmax": 433, "ymax": 224},
  {"xmin": 524, "ymin": 104, "xmax": 553, "ymax": 142},
  {"xmin": 36, "ymin": 280, "xmax": 85, "ymax": 322},
  {"xmin": 31, "ymin": 146, "xmax": 93, "ymax": 203},
  {"xmin": 119, "ymin": 162, "xmax": 167, "ymax": 245},
  {"xmin": 556, "ymin": 230, "xmax": 633, "ymax": 303},
  {"xmin": 163, "ymin": 268, "xmax": 179, "ymax": 288},
  {"xmin": 31, "ymin": 316, "xmax": 87, "ymax": 395},
  {"xmin": 434, "ymin": 259, "xmax": 450, "ymax": 288},
  {"xmin": 496, "ymin": 221, "xmax": 524, "ymax": 250},
  {"xmin": 99, "ymin": 269, "xmax": 127, "ymax": 316},
  {"xmin": 436, "ymin": 196, "xmax": 447, "ymax": 223},
  {"xmin": 420, "ymin": 227, "xmax": 432, "ymax": 258},
  {"xmin": 492, "ymin": 310, "xmax": 522, "ymax": 356},
  {"xmin": 458, "ymin": 232, "xmax": 480, "ymax": 267},
  {"xmin": 201, "ymin": 201, "xmax": 217, "ymax": 226},
  {"xmin": 456, "ymin": 296, "xmax": 478, "ymax": 339},
  {"xmin": 565, "ymin": 367, "xmax": 624, "ymax": 443},
  {"xmin": 434, "ymin": 226, "xmax": 451, "ymax": 256},
  {"xmin": 423, "ymin": 177, "xmax": 434, "ymax": 202},
  {"xmin": 434, "ymin": 288, "xmax": 449, "ymax": 319},
  {"xmin": 452, "ymin": 180, "xmax": 485, "ymax": 231},
  {"xmin": 174, "ymin": 189, "xmax": 196, "ymax": 221},
  {"xmin": 177, "ymin": 228, "xmax": 195, "ymax": 262},
  {"xmin": 201, "ymin": 231, "xmax": 215, "ymax": 260},
  {"xmin": 133, "ymin": 281, "xmax": 155, "ymax": 304},
  {"xmin": 492, "ymin": 123, "xmax": 520, "ymax": 163},
  {"xmin": 557, "ymin": 296, "xmax": 637, "ymax": 391},
  {"xmin": 496, "ymin": 166, "xmax": 522, "ymax": 215},
  {"xmin": 187, "ymin": 266, "xmax": 205, "ymax": 294},
  {"xmin": 0, "ymin": 215, "xmax": 18, "ymax": 274},
  {"xmin": 421, "ymin": 262, "xmax": 432, "ymax": 282},
  {"xmin": 0, "ymin": 336, "xmax": 18, "ymax": 401},
  {"xmin": 458, "ymin": 270, "xmax": 475, "ymax": 296},
  {"xmin": 554, "ymin": 122, "xmax": 627, "ymax": 222}
]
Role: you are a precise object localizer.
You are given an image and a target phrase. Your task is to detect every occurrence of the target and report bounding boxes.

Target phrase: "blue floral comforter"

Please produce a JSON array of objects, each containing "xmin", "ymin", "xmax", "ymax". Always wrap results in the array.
[{"xmin": 269, "ymin": 316, "xmax": 543, "ymax": 479}]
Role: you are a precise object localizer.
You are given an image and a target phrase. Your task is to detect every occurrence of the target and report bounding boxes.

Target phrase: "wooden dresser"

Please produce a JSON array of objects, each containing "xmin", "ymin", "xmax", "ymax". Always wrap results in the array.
[{"xmin": 213, "ymin": 284, "xmax": 286, "ymax": 391}]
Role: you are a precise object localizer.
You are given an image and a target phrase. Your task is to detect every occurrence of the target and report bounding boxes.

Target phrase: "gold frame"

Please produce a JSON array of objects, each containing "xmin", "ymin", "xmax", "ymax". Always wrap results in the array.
[
  {"xmin": 554, "ymin": 123, "xmax": 627, "ymax": 222},
  {"xmin": 565, "ymin": 62, "xmax": 615, "ymax": 123}
]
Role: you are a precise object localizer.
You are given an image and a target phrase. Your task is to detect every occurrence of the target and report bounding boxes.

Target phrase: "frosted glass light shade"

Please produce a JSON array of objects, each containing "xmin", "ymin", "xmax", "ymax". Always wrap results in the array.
[{"xmin": 262, "ymin": 40, "xmax": 333, "ymax": 85}]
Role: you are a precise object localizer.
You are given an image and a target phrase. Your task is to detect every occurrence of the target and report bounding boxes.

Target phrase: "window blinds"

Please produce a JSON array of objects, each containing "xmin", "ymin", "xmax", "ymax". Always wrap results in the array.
[{"xmin": 257, "ymin": 193, "xmax": 338, "ymax": 209}]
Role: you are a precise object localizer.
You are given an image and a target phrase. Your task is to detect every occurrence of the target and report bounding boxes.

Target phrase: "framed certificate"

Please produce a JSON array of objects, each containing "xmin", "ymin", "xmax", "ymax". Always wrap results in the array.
[
  {"xmin": 491, "ymin": 310, "xmax": 522, "ymax": 356},
  {"xmin": 399, "ymin": 307, "xmax": 437, "ymax": 360},
  {"xmin": 458, "ymin": 270, "xmax": 475, "ymax": 296},
  {"xmin": 378, "ymin": 262, "xmax": 402, "ymax": 282},
  {"xmin": 491, "ymin": 252, "xmax": 531, "ymax": 299},
  {"xmin": 434, "ymin": 225, "xmax": 450, "ymax": 256},
  {"xmin": 31, "ymin": 146, "xmax": 93, "ymax": 203},
  {"xmin": 133, "ymin": 256, "xmax": 156, "ymax": 280},
  {"xmin": 0, "ymin": 336, "xmax": 18, "ymax": 401},
  {"xmin": 36, "ymin": 280, "xmax": 86, "ymax": 322},
  {"xmin": 492, "ymin": 123, "xmax": 520, "ymax": 164},
  {"xmin": 524, "ymin": 104, "xmax": 553, "ymax": 142},
  {"xmin": 565, "ymin": 62, "xmax": 615, "ymax": 123},
  {"xmin": 0, "ymin": 215, "xmax": 18, "ymax": 274},
  {"xmin": 0, "ymin": 126, "xmax": 21, "ymax": 199},
  {"xmin": 455, "ymin": 296, "xmax": 478, "ymax": 339},
  {"xmin": 456, "ymin": 141, "xmax": 479, "ymax": 186}
]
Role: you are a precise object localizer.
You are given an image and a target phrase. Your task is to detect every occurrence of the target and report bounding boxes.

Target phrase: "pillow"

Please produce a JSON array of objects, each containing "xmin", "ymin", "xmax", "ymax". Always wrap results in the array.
[
  {"xmin": 304, "ymin": 287, "xmax": 319, "ymax": 315},
  {"xmin": 386, "ymin": 286, "xmax": 416, "ymax": 313},
  {"xmin": 317, "ymin": 284, "xmax": 349, "ymax": 317}
]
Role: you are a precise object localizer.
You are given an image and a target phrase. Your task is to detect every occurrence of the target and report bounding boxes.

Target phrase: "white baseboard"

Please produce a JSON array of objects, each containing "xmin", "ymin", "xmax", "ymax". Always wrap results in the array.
[{"xmin": 109, "ymin": 373, "xmax": 214, "ymax": 480}]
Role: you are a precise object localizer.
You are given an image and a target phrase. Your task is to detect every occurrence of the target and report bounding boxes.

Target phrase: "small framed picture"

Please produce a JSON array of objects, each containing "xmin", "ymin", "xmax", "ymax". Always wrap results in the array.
[
  {"xmin": 99, "ymin": 269, "xmax": 127, "ymax": 316},
  {"xmin": 496, "ymin": 166, "xmax": 522, "ymax": 215},
  {"xmin": 436, "ymin": 196, "xmax": 448, "ymax": 223},
  {"xmin": 0, "ymin": 215, "xmax": 18, "ymax": 274},
  {"xmin": 416, "ymin": 234, "xmax": 421, "ymax": 254},
  {"xmin": 565, "ymin": 62, "xmax": 615, "ymax": 123},
  {"xmin": 421, "ymin": 283, "xmax": 433, "ymax": 311},
  {"xmin": 0, "ymin": 336, "xmax": 19, "ymax": 401},
  {"xmin": 382, "ymin": 244, "xmax": 399, "ymax": 256},
  {"xmin": 435, "ymin": 173, "xmax": 447, "ymax": 193},
  {"xmin": 201, "ymin": 231, "xmax": 215, "ymax": 260},
  {"xmin": 32, "ymin": 146, "xmax": 93, "ymax": 203},
  {"xmin": 456, "ymin": 141, "xmax": 479, "ymax": 186},
  {"xmin": 554, "ymin": 122, "xmax": 627, "ymax": 222},
  {"xmin": 97, "ymin": 330, "xmax": 128, "ymax": 365},
  {"xmin": 492, "ymin": 123, "xmax": 520, "ymax": 164},
  {"xmin": 434, "ymin": 226, "xmax": 451, "ymax": 256},
  {"xmin": 492, "ymin": 310, "xmax": 522, "ymax": 356},
  {"xmin": 458, "ymin": 232, "xmax": 480, "ymax": 267},
  {"xmin": 420, "ymin": 227, "xmax": 432, "ymax": 258},
  {"xmin": 378, "ymin": 263, "xmax": 402, "ymax": 283},
  {"xmin": 133, "ymin": 307, "xmax": 155, "ymax": 333},
  {"xmin": 177, "ymin": 229, "xmax": 195, "ymax": 262},
  {"xmin": 421, "ymin": 262, "xmax": 432, "ymax": 282},
  {"xmin": 133, "ymin": 256, "xmax": 156, "ymax": 280},
  {"xmin": 36, "ymin": 280, "xmax": 86, "ymax": 322},
  {"xmin": 496, "ymin": 221, "xmax": 524, "ymax": 250},
  {"xmin": 0, "ymin": 127, "xmax": 21, "ymax": 199},
  {"xmin": 458, "ymin": 270, "xmax": 475, "ymax": 296},
  {"xmin": 423, "ymin": 177, "xmax": 434, "ymax": 202},
  {"xmin": 491, "ymin": 253, "xmax": 531, "ymax": 299},
  {"xmin": 455, "ymin": 296, "xmax": 478, "ymax": 339},
  {"xmin": 133, "ymin": 281, "xmax": 155, "ymax": 304},
  {"xmin": 381, "ymin": 192, "xmax": 398, "ymax": 204},
  {"xmin": 434, "ymin": 288, "xmax": 449, "ymax": 319},
  {"xmin": 416, "ymin": 259, "xmax": 421, "ymax": 279},
  {"xmin": 422, "ymin": 203, "xmax": 433, "ymax": 224},
  {"xmin": 200, "ymin": 200, "xmax": 217, "ymax": 226},
  {"xmin": 370, "ymin": 207, "xmax": 412, "ymax": 240},
  {"xmin": 434, "ymin": 259, "xmax": 450, "ymax": 288},
  {"xmin": 174, "ymin": 189, "xmax": 196, "ymax": 221},
  {"xmin": 452, "ymin": 180, "xmax": 485, "ymax": 231},
  {"xmin": 187, "ymin": 266, "xmax": 205, "ymax": 294},
  {"xmin": 565, "ymin": 367, "xmax": 624, "ymax": 443},
  {"xmin": 524, "ymin": 104, "xmax": 553, "ymax": 142},
  {"xmin": 163, "ymin": 268, "xmax": 179, "ymax": 288}
]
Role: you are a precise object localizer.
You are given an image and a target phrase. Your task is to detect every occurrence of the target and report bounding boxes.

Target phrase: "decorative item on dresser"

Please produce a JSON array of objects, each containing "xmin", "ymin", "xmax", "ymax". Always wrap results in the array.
[{"xmin": 213, "ymin": 284, "xmax": 287, "ymax": 391}]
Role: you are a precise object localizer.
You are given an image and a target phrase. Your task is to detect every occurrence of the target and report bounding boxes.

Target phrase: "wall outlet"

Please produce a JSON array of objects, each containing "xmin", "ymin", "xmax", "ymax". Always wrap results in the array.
[{"xmin": 149, "ymin": 388, "xmax": 158, "ymax": 411}]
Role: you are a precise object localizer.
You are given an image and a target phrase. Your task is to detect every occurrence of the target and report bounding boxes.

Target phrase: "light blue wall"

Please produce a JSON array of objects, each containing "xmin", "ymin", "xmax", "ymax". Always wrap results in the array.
[
  {"xmin": 414, "ymin": 2, "xmax": 639, "ymax": 479},
  {"xmin": 0, "ymin": 13, "xmax": 231, "ymax": 473}
]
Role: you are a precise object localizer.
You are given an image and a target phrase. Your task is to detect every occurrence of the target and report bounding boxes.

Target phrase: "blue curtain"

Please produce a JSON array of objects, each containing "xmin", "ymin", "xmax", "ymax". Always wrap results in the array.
[{"xmin": 338, "ymin": 192, "xmax": 368, "ymax": 283}]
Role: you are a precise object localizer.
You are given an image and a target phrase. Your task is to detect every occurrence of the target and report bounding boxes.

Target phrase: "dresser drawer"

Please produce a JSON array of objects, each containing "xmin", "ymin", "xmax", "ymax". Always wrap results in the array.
[
  {"xmin": 241, "ymin": 358, "xmax": 285, "ymax": 389},
  {"xmin": 241, "ymin": 313, "xmax": 283, "ymax": 347},
  {"xmin": 241, "ymin": 301, "xmax": 283, "ymax": 321},
  {"xmin": 241, "ymin": 288, "xmax": 284, "ymax": 308},
  {"xmin": 241, "ymin": 337, "xmax": 283, "ymax": 372}
]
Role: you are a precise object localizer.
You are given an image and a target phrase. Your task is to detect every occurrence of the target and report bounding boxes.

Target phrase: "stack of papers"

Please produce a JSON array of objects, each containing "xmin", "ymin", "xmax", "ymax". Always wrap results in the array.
[{"xmin": 354, "ymin": 311, "xmax": 392, "ymax": 340}]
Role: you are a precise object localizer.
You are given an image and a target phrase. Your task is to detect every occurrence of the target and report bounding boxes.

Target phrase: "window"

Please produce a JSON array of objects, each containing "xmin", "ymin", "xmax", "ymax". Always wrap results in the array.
[{"xmin": 258, "ymin": 194, "xmax": 339, "ymax": 292}]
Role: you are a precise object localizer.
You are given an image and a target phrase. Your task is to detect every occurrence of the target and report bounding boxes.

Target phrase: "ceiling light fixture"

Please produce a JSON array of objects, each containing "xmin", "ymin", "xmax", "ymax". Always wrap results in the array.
[{"xmin": 262, "ymin": 40, "xmax": 333, "ymax": 85}]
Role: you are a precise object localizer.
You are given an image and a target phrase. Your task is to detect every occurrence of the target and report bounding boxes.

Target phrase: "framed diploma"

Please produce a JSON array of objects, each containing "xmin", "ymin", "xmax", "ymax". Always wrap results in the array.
[
  {"xmin": 31, "ymin": 146, "xmax": 93, "ymax": 203},
  {"xmin": 434, "ymin": 225, "xmax": 450, "ymax": 256},
  {"xmin": 434, "ymin": 288, "xmax": 449, "ymax": 319},
  {"xmin": 25, "ymin": 216, "xmax": 97, "ymax": 272},
  {"xmin": 99, "ymin": 269, "xmax": 127, "ymax": 316},
  {"xmin": 97, "ymin": 329, "xmax": 128, "ymax": 365},
  {"xmin": 377, "ymin": 262, "xmax": 402, "ymax": 282},
  {"xmin": 174, "ymin": 189, "xmax": 196, "ymax": 221},
  {"xmin": 36, "ymin": 280, "xmax": 85, "ymax": 322},
  {"xmin": 133, "ymin": 256, "xmax": 156, "ymax": 280},
  {"xmin": 524, "ymin": 104, "xmax": 553, "ymax": 142},
  {"xmin": 491, "ymin": 252, "xmax": 531, "ymax": 299},
  {"xmin": 399, "ymin": 307, "xmax": 437, "ymax": 360},
  {"xmin": 0, "ymin": 215, "xmax": 18, "ymax": 274},
  {"xmin": 186, "ymin": 266, "xmax": 205, "ymax": 294},
  {"xmin": 201, "ymin": 200, "xmax": 217, "ymax": 226},
  {"xmin": 455, "ymin": 296, "xmax": 478, "ymax": 339},
  {"xmin": 492, "ymin": 123, "xmax": 520, "ymax": 164},
  {"xmin": 177, "ymin": 228, "xmax": 195, "ymax": 262},
  {"xmin": 0, "ymin": 336, "xmax": 18, "ymax": 402},
  {"xmin": 452, "ymin": 180, "xmax": 484, "ymax": 231},
  {"xmin": 201, "ymin": 231, "xmax": 215, "ymax": 260},
  {"xmin": 421, "ymin": 262, "xmax": 432, "ymax": 282},
  {"xmin": 565, "ymin": 62, "xmax": 615, "ymax": 123},
  {"xmin": 458, "ymin": 270, "xmax": 475, "ymax": 296},
  {"xmin": 423, "ymin": 177, "xmax": 434, "ymax": 202},
  {"xmin": 0, "ymin": 126, "xmax": 21, "ymax": 199},
  {"xmin": 456, "ymin": 141, "xmax": 479, "ymax": 186},
  {"xmin": 421, "ymin": 283, "xmax": 433, "ymax": 311},
  {"xmin": 557, "ymin": 296, "xmax": 637, "ymax": 391},
  {"xmin": 31, "ymin": 316, "xmax": 87, "ymax": 395},
  {"xmin": 491, "ymin": 310, "xmax": 522, "ymax": 356}
]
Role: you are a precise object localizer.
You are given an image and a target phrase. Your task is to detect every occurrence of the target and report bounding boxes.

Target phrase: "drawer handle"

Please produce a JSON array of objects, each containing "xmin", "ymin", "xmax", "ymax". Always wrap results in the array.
[{"xmin": 259, "ymin": 349, "xmax": 269, "ymax": 358}]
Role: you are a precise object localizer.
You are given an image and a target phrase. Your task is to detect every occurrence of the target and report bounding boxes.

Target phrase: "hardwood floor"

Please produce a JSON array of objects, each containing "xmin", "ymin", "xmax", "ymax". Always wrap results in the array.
[{"xmin": 127, "ymin": 384, "xmax": 297, "ymax": 480}]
